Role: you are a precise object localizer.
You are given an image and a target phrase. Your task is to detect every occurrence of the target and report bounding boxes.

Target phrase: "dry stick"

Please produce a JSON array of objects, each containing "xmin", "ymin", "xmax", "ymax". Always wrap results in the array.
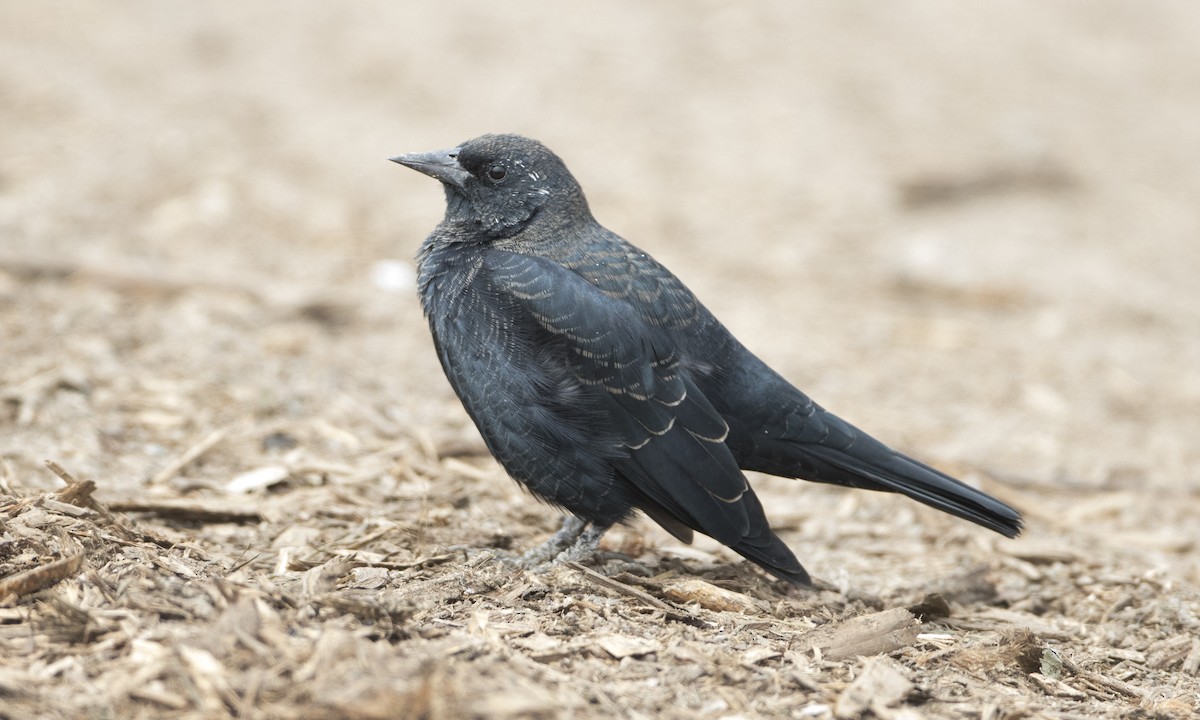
[
  {"xmin": 1058, "ymin": 653, "xmax": 1146, "ymax": 700},
  {"xmin": 44, "ymin": 459, "xmax": 81, "ymax": 486},
  {"xmin": 46, "ymin": 460, "xmax": 106, "ymax": 513},
  {"xmin": 150, "ymin": 427, "xmax": 228, "ymax": 485},
  {"xmin": 0, "ymin": 553, "xmax": 85, "ymax": 602},
  {"xmin": 105, "ymin": 499, "xmax": 261, "ymax": 524},
  {"xmin": 566, "ymin": 562, "xmax": 674, "ymax": 613},
  {"xmin": 44, "ymin": 460, "xmax": 138, "ymax": 542}
]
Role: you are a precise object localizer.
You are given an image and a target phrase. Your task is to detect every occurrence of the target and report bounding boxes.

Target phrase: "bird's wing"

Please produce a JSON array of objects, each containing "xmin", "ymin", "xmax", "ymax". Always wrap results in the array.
[{"xmin": 481, "ymin": 249, "xmax": 754, "ymax": 545}]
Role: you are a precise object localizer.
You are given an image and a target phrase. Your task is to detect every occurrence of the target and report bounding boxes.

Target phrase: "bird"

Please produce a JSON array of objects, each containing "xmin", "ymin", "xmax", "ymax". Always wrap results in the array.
[{"xmin": 391, "ymin": 133, "xmax": 1022, "ymax": 586}]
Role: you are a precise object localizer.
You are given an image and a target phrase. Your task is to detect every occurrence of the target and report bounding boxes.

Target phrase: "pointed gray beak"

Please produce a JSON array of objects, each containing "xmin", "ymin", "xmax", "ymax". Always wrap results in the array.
[{"xmin": 389, "ymin": 147, "xmax": 471, "ymax": 190}]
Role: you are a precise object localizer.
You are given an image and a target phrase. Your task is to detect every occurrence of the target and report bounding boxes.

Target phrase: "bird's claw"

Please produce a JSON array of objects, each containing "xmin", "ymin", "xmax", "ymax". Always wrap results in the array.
[{"xmin": 516, "ymin": 515, "xmax": 587, "ymax": 568}]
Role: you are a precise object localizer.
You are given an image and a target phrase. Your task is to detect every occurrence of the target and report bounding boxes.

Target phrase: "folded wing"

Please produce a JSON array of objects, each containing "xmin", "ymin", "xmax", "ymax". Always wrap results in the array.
[{"xmin": 483, "ymin": 249, "xmax": 809, "ymax": 584}]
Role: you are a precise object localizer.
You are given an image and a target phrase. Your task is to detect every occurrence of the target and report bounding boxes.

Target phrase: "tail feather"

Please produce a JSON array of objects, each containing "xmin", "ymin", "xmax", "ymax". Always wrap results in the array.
[{"xmin": 803, "ymin": 443, "xmax": 1023, "ymax": 538}]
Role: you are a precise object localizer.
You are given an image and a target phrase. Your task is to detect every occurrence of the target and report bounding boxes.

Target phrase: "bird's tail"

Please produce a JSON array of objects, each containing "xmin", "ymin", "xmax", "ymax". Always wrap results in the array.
[{"xmin": 802, "ymin": 441, "xmax": 1023, "ymax": 538}]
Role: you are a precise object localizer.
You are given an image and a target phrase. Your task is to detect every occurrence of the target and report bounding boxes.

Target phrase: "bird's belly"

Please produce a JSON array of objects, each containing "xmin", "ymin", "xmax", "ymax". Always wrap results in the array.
[{"xmin": 427, "ymin": 308, "xmax": 635, "ymax": 524}]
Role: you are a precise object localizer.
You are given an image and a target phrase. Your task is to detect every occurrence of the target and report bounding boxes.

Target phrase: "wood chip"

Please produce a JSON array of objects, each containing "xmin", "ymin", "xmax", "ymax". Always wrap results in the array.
[
  {"xmin": 1029, "ymin": 672, "xmax": 1087, "ymax": 699},
  {"xmin": 301, "ymin": 556, "xmax": 357, "ymax": 596},
  {"xmin": 835, "ymin": 657, "xmax": 913, "ymax": 718},
  {"xmin": 176, "ymin": 644, "xmax": 236, "ymax": 714},
  {"xmin": 1003, "ymin": 541, "xmax": 1079, "ymax": 564},
  {"xmin": 224, "ymin": 465, "xmax": 290, "ymax": 493},
  {"xmin": 795, "ymin": 607, "xmax": 919, "ymax": 661},
  {"xmin": 0, "ymin": 553, "xmax": 84, "ymax": 603},
  {"xmin": 1183, "ymin": 638, "xmax": 1200, "ymax": 676},
  {"xmin": 595, "ymin": 634, "xmax": 660, "ymax": 659},
  {"xmin": 662, "ymin": 578, "xmax": 760, "ymax": 614},
  {"xmin": 39, "ymin": 498, "xmax": 95, "ymax": 518},
  {"xmin": 1056, "ymin": 649, "xmax": 1147, "ymax": 699},
  {"xmin": 947, "ymin": 608, "xmax": 1071, "ymax": 641},
  {"xmin": 513, "ymin": 633, "xmax": 569, "ymax": 662},
  {"xmin": 128, "ymin": 684, "xmax": 190, "ymax": 710},
  {"xmin": 441, "ymin": 457, "xmax": 501, "ymax": 483},
  {"xmin": 741, "ymin": 647, "xmax": 782, "ymax": 666}
]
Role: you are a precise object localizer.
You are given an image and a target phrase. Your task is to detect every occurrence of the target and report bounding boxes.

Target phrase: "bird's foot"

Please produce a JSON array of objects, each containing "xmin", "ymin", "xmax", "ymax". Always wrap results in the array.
[
  {"xmin": 554, "ymin": 531, "xmax": 654, "ymax": 577},
  {"xmin": 552, "ymin": 524, "xmax": 606, "ymax": 565},
  {"xmin": 517, "ymin": 517, "xmax": 629, "ymax": 575},
  {"xmin": 517, "ymin": 515, "xmax": 586, "ymax": 569}
]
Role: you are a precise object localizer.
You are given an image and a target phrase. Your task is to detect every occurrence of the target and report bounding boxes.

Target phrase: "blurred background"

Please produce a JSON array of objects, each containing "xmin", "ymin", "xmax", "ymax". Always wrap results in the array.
[{"xmin": 1, "ymin": 2, "xmax": 1198, "ymax": 579}]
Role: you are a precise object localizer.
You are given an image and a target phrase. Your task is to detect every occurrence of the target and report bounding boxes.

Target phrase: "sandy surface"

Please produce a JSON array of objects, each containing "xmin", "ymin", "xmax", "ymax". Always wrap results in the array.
[{"xmin": 2, "ymin": 2, "xmax": 1198, "ymax": 718}]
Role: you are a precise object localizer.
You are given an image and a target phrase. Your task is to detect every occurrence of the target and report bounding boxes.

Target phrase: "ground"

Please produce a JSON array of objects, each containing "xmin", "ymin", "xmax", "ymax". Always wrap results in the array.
[{"xmin": 1, "ymin": 2, "xmax": 1199, "ymax": 718}]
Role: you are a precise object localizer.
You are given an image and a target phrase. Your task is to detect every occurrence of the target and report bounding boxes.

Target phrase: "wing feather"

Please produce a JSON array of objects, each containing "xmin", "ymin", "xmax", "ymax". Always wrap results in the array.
[{"xmin": 483, "ymin": 250, "xmax": 747, "ymax": 524}]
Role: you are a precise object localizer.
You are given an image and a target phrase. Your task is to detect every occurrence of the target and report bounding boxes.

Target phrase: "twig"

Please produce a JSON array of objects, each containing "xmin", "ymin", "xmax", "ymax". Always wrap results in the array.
[
  {"xmin": 359, "ymin": 553, "xmax": 458, "ymax": 571},
  {"xmin": 44, "ymin": 460, "xmax": 137, "ymax": 540},
  {"xmin": 0, "ymin": 553, "xmax": 85, "ymax": 603},
  {"xmin": 1058, "ymin": 653, "xmax": 1146, "ymax": 700},
  {"xmin": 46, "ymin": 460, "xmax": 103, "ymax": 516},
  {"xmin": 45, "ymin": 459, "xmax": 81, "ymax": 486},
  {"xmin": 566, "ymin": 562, "xmax": 673, "ymax": 612},
  {"xmin": 106, "ymin": 498, "xmax": 261, "ymax": 524},
  {"xmin": 150, "ymin": 428, "xmax": 228, "ymax": 485}
]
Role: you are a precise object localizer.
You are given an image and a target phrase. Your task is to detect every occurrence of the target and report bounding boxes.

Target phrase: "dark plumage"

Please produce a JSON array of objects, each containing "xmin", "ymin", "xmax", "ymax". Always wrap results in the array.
[{"xmin": 391, "ymin": 134, "xmax": 1021, "ymax": 585}]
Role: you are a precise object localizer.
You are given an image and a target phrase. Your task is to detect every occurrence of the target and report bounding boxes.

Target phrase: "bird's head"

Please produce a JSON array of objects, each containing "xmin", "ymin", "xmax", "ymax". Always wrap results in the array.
[{"xmin": 391, "ymin": 134, "xmax": 589, "ymax": 240}]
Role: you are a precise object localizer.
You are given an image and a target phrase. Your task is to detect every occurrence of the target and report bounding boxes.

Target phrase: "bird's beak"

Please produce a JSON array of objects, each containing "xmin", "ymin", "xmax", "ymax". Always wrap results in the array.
[{"xmin": 389, "ymin": 148, "xmax": 470, "ymax": 190}]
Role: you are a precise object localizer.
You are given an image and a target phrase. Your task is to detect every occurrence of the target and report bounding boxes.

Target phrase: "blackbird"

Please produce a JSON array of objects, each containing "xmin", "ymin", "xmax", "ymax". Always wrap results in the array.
[{"xmin": 392, "ymin": 134, "xmax": 1021, "ymax": 585}]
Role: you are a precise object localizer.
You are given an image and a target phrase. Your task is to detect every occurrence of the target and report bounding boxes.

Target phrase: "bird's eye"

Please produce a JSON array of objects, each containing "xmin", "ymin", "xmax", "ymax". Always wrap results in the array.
[{"xmin": 487, "ymin": 164, "xmax": 508, "ymax": 182}]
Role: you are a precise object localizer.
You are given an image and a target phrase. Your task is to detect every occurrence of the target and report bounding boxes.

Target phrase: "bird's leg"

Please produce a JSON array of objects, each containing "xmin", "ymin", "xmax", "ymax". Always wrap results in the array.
[
  {"xmin": 518, "ymin": 515, "xmax": 587, "ymax": 568},
  {"xmin": 553, "ymin": 523, "xmax": 610, "ymax": 565}
]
